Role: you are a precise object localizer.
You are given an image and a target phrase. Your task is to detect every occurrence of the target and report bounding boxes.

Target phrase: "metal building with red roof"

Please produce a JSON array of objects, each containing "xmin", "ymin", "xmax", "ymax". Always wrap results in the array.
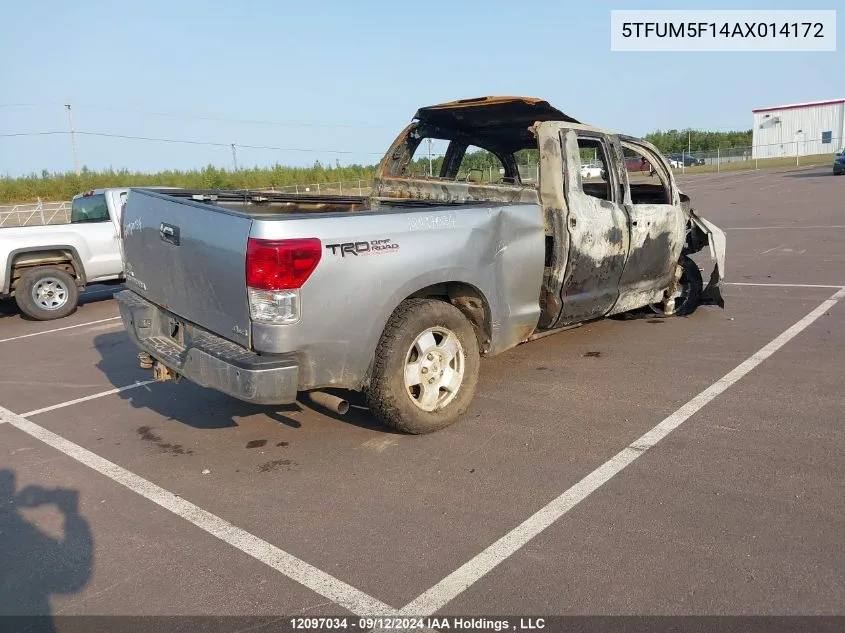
[{"xmin": 752, "ymin": 98, "xmax": 845, "ymax": 159}]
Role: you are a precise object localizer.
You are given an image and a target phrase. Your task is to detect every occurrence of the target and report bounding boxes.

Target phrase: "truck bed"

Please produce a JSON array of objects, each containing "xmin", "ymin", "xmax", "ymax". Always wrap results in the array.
[
  {"xmin": 143, "ymin": 189, "xmax": 491, "ymax": 215},
  {"xmin": 119, "ymin": 187, "xmax": 546, "ymax": 379}
]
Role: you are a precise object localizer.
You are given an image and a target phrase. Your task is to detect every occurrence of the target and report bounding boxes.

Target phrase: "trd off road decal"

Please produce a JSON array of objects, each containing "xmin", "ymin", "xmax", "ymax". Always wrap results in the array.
[{"xmin": 325, "ymin": 239, "xmax": 400, "ymax": 257}]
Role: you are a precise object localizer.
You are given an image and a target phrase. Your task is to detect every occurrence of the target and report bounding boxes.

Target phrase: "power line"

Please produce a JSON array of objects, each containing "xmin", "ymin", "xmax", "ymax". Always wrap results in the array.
[
  {"xmin": 0, "ymin": 129, "xmax": 386, "ymax": 155},
  {"xmin": 0, "ymin": 101, "xmax": 395, "ymax": 129},
  {"xmin": 76, "ymin": 131, "xmax": 227, "ymax": 147},
  {"xmin": 0, "ymin": 103, "xmax": 754, "ymax": 138},
  {"xmin": 0, "ymin": 131, "xmax": 68, "ymax": 137},
  {"xmin": 76, "ymin": 131, "xmax": 386, "ymax": 155},
  {"xmin": 82, "ymin": 105, "xmax": 395, "ymax": 129},
  {"xmin": 0, "ymin": 103, "xmax": 55, "ymax": 108}
]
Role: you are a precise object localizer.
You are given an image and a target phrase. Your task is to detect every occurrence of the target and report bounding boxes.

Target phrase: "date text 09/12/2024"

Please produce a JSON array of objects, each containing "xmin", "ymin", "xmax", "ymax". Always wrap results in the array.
[{"xmin": 289, "ymin": 617, "xmax": 547, "ymax": 631}]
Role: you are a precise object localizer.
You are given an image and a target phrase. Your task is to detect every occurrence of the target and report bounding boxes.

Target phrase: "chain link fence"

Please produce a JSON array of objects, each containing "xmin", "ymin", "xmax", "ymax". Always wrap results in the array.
[{"xmin": 664, "ymin": 135, "xmax": 843, "ymax": 172}]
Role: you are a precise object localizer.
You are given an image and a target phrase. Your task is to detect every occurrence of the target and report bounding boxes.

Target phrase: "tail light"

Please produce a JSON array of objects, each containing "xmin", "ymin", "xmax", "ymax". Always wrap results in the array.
[{"xmin": 246, "ymin": 238, "xmax": 321, "ymax": 324}]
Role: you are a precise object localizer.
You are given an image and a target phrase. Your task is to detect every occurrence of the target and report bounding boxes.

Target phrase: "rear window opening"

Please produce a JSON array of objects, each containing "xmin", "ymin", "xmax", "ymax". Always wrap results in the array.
[
  {"xmin": 390, "ymin": 124, "xmax": 537, "ymax": 190},
  {"xmin": 405, "ymin": 139, "xmax": 515, "ymax": 186},
  {"xmin": 574, "ymin": 136, "xmax": 611, "ymax": 201},
  {"xmin": 71, "ymin": 194, "xmax": 110, "ymax": 223},
  {"xmin": 621, "ymin": 142, "xmax": 673, "ymax": 206}
]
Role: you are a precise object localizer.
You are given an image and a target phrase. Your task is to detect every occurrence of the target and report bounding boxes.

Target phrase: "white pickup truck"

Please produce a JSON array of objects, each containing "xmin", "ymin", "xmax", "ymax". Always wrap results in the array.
[{"xmin": 0, "ymin": 188, "xmax": 129, "ymax": 320}]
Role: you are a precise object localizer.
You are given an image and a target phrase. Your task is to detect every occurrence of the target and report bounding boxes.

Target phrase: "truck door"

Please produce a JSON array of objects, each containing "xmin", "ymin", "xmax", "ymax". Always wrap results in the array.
[
  {"xmin": 111, "ymin": 190, "xmax": 129, "ymax": 268},
  {"xmin": 553, "ymin": 129, "xmax": 630, "ymax": 327},
  {"xmin": 615, "ymin": 139, "xmax": 685, "ymax": 305},
  {"xmin": 69, "ymin": 191, "xmax": 123, "ymax": 282}
]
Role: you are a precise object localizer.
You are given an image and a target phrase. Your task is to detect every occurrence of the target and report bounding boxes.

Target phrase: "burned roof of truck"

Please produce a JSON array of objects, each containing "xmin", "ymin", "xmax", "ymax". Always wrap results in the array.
[
  {"xmin": 411, "ymin": 96, "xmax": 581, "ymax": 150},
  {"xmin": 414, "ymin": 96, "xmax": 580, "ymax": 127}
]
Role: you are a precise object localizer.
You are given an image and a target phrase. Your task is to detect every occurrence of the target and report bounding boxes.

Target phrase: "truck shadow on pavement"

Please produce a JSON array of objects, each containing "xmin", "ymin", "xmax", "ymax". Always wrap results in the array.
[
  {"xmin": 92, "ymin": 331, "xmax": 397, "ymax": 434},
  {"xmin": 0, "ymin": 469, "xmax": 93, "ymax": 632}
]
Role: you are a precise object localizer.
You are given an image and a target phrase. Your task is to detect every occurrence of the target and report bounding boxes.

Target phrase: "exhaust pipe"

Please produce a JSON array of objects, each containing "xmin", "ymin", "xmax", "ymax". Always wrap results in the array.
[{"xmin": 303, "ymin": 391, "xmax": 350, "ymax": 415}]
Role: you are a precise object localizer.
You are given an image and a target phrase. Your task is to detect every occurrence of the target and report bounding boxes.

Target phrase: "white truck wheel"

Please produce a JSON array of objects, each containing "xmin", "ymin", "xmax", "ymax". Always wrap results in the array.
[
  {"xmin": 366, "ymin": 298, "xmax": 480, "ymax": 434},
  {"xmin": 15, "ymin": 267, "xmax": 79, "ymax": 321}
]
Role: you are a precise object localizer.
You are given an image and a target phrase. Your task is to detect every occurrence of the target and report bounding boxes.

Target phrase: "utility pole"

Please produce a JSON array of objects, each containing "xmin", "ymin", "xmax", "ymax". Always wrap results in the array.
[
  {"xmin": 427, "ymin": 138, "xmax": 433, "ymax": 176},
  {"xmin": 230, "ymin": 143, "xmax": 239, "ymax": 171},
  {"xmin": 64, "ymin": 104, "xmax": 81, "ymax": 176}
]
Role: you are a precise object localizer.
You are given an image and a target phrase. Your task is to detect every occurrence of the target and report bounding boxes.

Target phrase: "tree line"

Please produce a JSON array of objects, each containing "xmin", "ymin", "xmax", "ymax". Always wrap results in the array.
[
  {"xmin": 0, "ymin": 129, "xmax": 753, "ymax": 202},
  {"xmin": 0, "ymin": 161, "xmax": 376, "ymax": 203},
  {"xmin": 644, "ymin": 129, "xmax": 753, "ymax": 153}
]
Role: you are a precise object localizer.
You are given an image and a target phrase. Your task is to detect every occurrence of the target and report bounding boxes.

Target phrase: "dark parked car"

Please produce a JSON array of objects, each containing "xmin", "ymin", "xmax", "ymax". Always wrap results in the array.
[
  {"xmin": 833, "ymin": 150, "xmax": 845, "ymax": 175},
  {"xmin": 667, "ymin": 153, "xmax": 705, "ymax": 167}
]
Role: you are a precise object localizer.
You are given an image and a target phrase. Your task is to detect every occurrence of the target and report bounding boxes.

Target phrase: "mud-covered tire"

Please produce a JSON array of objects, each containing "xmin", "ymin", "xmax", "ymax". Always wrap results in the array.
[
  {"xmin": 366, "ymin": 298, "xmax": 480, "ymax": 434},
  {"xmin": 14, "ymin": 267, "xmax": 79, "ymax": 321},
  {"xmin": 650, "ymin": 255, "xmax": 703, "ymax": 317},
  {"xmin": 673, "ymin": 256, "xmax": 703, "ymax": 316}
]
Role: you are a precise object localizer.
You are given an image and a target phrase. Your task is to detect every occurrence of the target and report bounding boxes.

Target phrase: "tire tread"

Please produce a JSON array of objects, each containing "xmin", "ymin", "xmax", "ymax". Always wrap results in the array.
[
  {"xmin": 14, "ymin": 266, "xmax": 79, "ymax": 321},
  {"xmin": 366, "ymin": 298, "xmax": 479, "ymax": 434}
]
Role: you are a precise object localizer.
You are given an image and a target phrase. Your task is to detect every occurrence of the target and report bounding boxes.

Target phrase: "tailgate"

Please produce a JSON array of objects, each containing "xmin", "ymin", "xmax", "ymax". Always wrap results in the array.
[{"xmin": 121, "ymin": 189, "xmax": 253, "ymax": 346}]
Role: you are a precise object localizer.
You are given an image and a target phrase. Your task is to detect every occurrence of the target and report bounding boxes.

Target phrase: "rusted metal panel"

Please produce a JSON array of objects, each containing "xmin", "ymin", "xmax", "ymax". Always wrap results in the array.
[{"xmin": 374, "ymin": 178, "xmax": 539, "ymax": 206}]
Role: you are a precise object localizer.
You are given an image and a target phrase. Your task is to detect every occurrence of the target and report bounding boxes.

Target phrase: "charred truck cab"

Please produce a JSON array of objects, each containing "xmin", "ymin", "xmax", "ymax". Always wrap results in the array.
[
  {"xmin": 376, "ymin": 97, "xmax": 725, "ymax": 326},
  {"xmin": 116, "ymin": 96, "xmax": 726, "ymax": 434}
]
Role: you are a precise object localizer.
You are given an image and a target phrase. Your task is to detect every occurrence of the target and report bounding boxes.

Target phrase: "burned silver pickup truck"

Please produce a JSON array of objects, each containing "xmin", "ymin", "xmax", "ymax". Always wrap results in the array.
[{"xmin": 115, "ymin": 96, "xmax": 726, "ymax": 434}]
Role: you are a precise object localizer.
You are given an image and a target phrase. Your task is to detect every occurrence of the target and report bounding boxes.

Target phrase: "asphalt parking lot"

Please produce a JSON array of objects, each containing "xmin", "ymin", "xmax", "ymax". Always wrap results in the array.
[{"xmin": 1, "ymin": 166, "xmax": 844, "ymax": 629}]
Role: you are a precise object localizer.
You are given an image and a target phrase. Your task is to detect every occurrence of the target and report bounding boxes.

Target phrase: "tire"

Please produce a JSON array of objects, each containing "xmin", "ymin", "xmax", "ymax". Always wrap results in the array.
[
  {"xmin": 14, "ymin": 267, "xmax": 79, "ymax": 321},
  {"xmin": 366, "ymin": 298, "xmax": 480, "ymax": 434},
  {"xmin": 649, "ymin": 255, "xmax": 703, "ymax": 317}
]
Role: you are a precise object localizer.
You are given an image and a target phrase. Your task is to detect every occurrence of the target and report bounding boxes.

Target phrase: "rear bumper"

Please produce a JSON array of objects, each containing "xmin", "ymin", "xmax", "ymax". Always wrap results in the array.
[{"xmin": 115, "ymin": 290, "xmax": 299, "ymax": 405}]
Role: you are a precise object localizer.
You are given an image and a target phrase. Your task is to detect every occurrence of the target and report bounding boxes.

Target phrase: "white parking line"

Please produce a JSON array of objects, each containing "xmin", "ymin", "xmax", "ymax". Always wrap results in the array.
[
  {"xmin": 399, "ymin": 287, "xmax": 845, "ymax": 617},
  {"xmin": 21, "ymin": 381, "xmax": 157, "ymax": 417},
  {"xmin": 3, "ymin": 286, "xmax": 843, "ymax": 620},
  {"xmin": 0, "ymin": 316, "xmax": 121, "ymax": 343},
  {"xmin": 0, "ymin": 404, "xmax": 398, "ymax": 617}
]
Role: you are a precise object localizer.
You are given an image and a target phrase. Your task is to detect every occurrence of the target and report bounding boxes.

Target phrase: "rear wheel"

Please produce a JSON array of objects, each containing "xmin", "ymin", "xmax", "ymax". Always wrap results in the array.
[
  {"xmin": 366, "ymin": 298, "xmax": 480, "ymax": 434},
  {"xmin": 649, "ymin": 255, "xmax": 703, "ymax": 317},
  {"xmin": 15, "ymin": 267, "xmax": 79, "ymax": 321}
]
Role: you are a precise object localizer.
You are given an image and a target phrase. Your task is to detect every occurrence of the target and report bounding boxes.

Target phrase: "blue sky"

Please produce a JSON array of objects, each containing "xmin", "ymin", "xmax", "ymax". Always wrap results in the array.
[{"xmin": 1, "ymin": 0, "xmax": 840, "ymax": 176}]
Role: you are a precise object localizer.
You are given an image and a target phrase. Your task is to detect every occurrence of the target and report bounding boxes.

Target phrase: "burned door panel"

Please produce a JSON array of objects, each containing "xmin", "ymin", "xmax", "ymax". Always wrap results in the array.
[
  {"xmin": 536, "ymin": 131, "xmax": 568, "ymax": 329},
  {"xmin": 615, "ymin": 140, "xmax": 685, "ymax": 309},
  {"xmin": 552, "ymin": 129, "xmax": 629, "ymax": 328},
  {"xmin": 621, "ymin": 207, "xmax": 684, "ymax": 285}
]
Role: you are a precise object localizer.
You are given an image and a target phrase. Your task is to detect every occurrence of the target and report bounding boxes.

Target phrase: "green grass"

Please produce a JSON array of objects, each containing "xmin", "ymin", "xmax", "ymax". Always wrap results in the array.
[
  {"xmin": 1, "ymin": 152, "xmax": 837, "ymax": 203},
  {"xmin": 0, "ymin": 164, "xmax": 377, "ymax": 204}
]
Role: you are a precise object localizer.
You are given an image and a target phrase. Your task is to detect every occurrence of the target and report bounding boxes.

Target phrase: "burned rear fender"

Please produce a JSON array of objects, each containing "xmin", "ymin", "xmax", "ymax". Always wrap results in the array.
[{"xmin": 686, "ymin": 210, "xmax": 726, "ymax": 308}]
